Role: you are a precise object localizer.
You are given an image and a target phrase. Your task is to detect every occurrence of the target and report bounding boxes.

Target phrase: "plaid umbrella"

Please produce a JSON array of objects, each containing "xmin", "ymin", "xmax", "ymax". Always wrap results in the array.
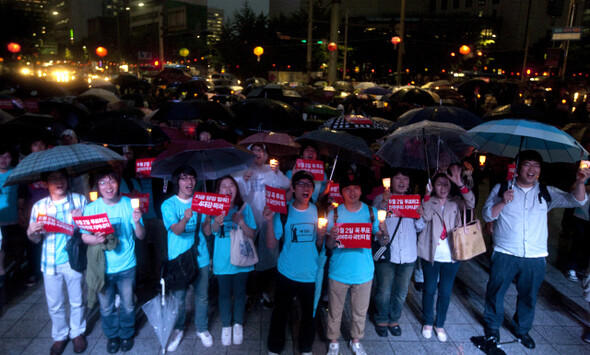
[
  {"xmin": 238, "ymin": 131, "xmax": 300, "ymax": 156},
  {"xmin": 321, "ymin": 114, "xmax": 387, "ymax": 140},
  {"xmin": 150, "ymin": 139, "xmax": 255, "ymax": 181},
  {"xmin": 3, "ymin": 143, "xmax": 124, "ymax": 186}
]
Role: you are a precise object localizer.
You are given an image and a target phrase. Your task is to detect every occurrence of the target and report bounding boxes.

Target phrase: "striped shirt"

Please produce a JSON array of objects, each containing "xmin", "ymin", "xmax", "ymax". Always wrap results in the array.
[{"xmin": 29, "ymin": 193, "xmax": 87, "ymax": 275}]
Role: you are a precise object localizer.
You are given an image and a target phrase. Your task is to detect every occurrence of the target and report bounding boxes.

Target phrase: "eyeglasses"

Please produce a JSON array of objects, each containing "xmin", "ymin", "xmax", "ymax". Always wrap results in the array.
[
  {"xmin": 179, "ymin": 176, "xmax": 197, "ymax": 181},
  {"xmin": 98, "ymin": 179, "xmax": 117, "ymax": 186},
  {"xmin": 295, "ymin": 182, "xmax": 313, "ymax": 188}
]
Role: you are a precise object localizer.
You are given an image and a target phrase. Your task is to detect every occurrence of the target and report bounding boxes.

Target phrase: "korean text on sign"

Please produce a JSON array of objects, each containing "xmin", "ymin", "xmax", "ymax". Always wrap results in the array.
[
  {"xmin": 265, "ymin": 185, "xmax": 287, "ymax": 214},
  {"xmin": 191, "ymin": 192, "xmax": 231, "ymax": 216},
  {"xmin": 387, "ymin": 194, "xmax": 421, "ymax": 218},
  {"xmin": 37, "ymin": 215, "xmax": 75, "ymax": 236},
  {"xmin": 121, "ymin": 193, "xmax": 150, "ymax": 213},
  {"xmin": 295, "ymin": 159, "xmax": 325, "ymax": 181},
  {"xmin": 135, "ymin": 158, "xmax": 155, "ymax": 178},
  {"xmin": 334, "ymin": 223, "xmax": 372, "ymax": 249},
  {"xmin": 73, "ymin": 213, "xmax": 115, "ymax": 234},
  {"xmin": 328, "ymin": 183, "xmax": 344, "ymax": 204},
  {"xmin": 506, "ymin": 164, "xmax": 516, "ymax": 181}
]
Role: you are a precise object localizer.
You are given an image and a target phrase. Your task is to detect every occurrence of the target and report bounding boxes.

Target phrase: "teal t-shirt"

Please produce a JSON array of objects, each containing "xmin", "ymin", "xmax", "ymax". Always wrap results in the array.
[
  {"xmin": 83, "ymin": 196, "xmax": 143, "ymax": 274},
  {"xmin": 326, "ymin": 203, "xmax": 378, "ymax": 285},
  {"xmin": 286, "ymin": 169, "xmax": 326, "ymax": 203},
  {"xmin": 161, "ymin": 195, "xmax": 209, "ymax": 268},
  {"xmin": 212, "ymin": 203, "xmax": 257, "ymax": 275},
  {"xmin": 273, "ymin": 202, "xmax": 320, "ymax": 283}
]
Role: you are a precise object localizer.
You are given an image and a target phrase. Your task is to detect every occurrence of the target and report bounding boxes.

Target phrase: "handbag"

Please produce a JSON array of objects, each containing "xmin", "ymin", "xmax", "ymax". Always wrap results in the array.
[
  {"xmin": 372, "ymin": 217, "xmax": 402, "ymax": 263},
  {"xmin": 162, "ymin": 212, "xmax": 202, "ymax": 291},
  {"xmin": 230, "ymin": 205, "xmax": 258, "ymax": 267},
  {"xmin": 66, "ymin": 232, "xmax": 87, "ymax": 272},
  {"xmin": 451, "ymin": 205, "xmax": 486, "ymax": 261}
]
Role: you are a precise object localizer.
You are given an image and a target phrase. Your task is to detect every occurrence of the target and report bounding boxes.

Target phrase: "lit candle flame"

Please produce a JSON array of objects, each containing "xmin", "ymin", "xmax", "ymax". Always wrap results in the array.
[
  {"xmin": 378, "ymin": 210, "xmax": 387, "ymax": 222},
  {"xmin": 38, "ymin": 205, "xmax": 46, "ymax": 216},
  {"xmin": 318, "ymin": 218, "xmax": 328, "ymax": 228},
  {"xmin": 269, "ymin": 159, "xmax": 278, "ymax": 168},
  {"xmin": 131, "ymin": 198, "xmax": 140, "ymax": 209},
  {"xmin": 479, "ymin": 155, "xmax": 487, "ymax": 166},
  {"xmin": 89, "ymin": 191, "xmax": 98, "ymax": 201},
  {"xmin": 382, "ymin": 178, "xmax": 391, "ymax": 189},
  {"xmin": 332, "ymin": 202, "xmax": 339, "ymax": 208}
]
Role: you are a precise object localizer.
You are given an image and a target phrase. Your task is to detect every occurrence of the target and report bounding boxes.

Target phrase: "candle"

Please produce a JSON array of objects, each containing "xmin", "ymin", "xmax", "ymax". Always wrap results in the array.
[
  {"xmin": 269, "ymin": 159, "xmax": 278, "ymax": 168},
  {"xmin": 131, "ymin": 198, "xmax": 140, "ymax": 209},
  {"xmin": 318, "ymin": 218, "xmax": 328, "ymax": 228},
  {"xmin": 479, "ymin": 155, "xmax": 487, "ymax": 166},
  {"xmin": 38, "ymin": 205, "xmax": 46, "ymax": 216},
  {"xmin": 89, "ymin": 191, "xmax": 98, "ymax": 201},
  {"xmin": 332, "ymin": 202, "xmax": 339, "ymax": 208},
  {"xmin": 378, "ymin": 210, "xmax": 387, "ymax": 222},
  {"xmin": 382, "ymin": 178, "xmax": 391, "ymax": 189}
]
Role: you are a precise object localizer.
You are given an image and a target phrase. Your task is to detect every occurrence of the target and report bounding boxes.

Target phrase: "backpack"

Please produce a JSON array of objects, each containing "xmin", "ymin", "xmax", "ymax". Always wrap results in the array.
[{"xmin": 498, "ymin": 181, "xmax": 551, "ymax": 204}]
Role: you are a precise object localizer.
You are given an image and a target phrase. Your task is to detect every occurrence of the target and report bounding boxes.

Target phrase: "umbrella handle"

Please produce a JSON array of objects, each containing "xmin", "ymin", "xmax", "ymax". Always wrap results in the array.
[{"xmin": 160, "ymin": 278, "xmax": 166, "ymax": 307}]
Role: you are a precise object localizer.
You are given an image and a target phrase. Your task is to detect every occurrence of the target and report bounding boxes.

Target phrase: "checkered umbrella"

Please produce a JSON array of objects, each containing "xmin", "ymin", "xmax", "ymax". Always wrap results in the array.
[
  {"xmin": 3, "ymin": 143, "xmax": 124, "ymax": 186},
  {"xmin": 320, "ymin": 114, "xmax": 387, "ymax": 140}
]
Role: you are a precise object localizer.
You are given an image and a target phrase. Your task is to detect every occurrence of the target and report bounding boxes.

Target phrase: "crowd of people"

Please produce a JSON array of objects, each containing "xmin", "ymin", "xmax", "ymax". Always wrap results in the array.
[{"xmin": 1, "ymin": 118, "xmax": 590, "ymax": 355}]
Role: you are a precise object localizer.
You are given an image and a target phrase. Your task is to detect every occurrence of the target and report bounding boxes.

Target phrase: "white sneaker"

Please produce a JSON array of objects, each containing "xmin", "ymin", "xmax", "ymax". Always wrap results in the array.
[
  {"xmin": 221, "ymin": 326, "xmax": 232, "ymax": 346},
  {"xmin": 302, "ymin": 352, "xmax": 313, "ymax": 355},
  {"xmin": 349, "ymin": 341, "xmax": 367, "ymax": 355},
  {"xmin": 565, "ymin": 269, "xmax": 579, "ymax": 282},
  {"xmin": 268, "ymin": 352, "xmax": 280, "ymax": 355},
  {"xmin": 196, "ymin": 330, "xmax": 213, "ymax": 347},
  {"xmin": 434, "ymin": 327, "xmax": 447, "ymax": 342},
  {"xmin": 326, "ymin": 342, "xmax": 339, "ymax": 355},
  {"xmin": 233, "ymin": 323, "xmax": 243, "ymax": 345},
  {"xmin": 166, "ymin": 329, "xmax": 184, "ymax": 352},
  {"xmin": 422, "ymin": 325, "xmax": 432, "ymax": 339}
]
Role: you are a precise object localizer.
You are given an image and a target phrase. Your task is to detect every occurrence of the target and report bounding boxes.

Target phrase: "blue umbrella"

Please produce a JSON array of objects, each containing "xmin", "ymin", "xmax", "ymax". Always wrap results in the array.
[{"xmin": 467, "ymin": 119, "xmax": 588, "ymax": 163}]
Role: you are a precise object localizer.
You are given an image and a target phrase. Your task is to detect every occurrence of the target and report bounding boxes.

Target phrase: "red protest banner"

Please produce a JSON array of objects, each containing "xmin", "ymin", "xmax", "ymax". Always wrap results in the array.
[
  {"xmin": 121, "ymin": 193, "xmax": 150, "ymax": 213},
  {"xmin": 335, "ymin": 223, "xmax": 372, "ymax": 249},
  {"xmin": 191, "ymin": 192, "xmax": 231, "ymax": 216},
  {"xmin": 135, "ymin": 158, "xmax": 155, "ymax": 178},
  {"xmin": 506, "ymin": 164, "xmax": 516, "ymax": 181},
  {"xmin": 265, "ymin": 185, "xmax": 288, "ymax": 213},
  {"xmin": 37, "ymin": 215, "xmax": 75, "ymax": 236},
  {"xmin": 387, "ymin": 194, "xmax": 421, "ymax": 218},
  {"xmin": 73, "ymin": 213, "xmax": 115, "ymax": 234},
  {"xmin": 295, "ymin": 159, "xmax": 325, "ymax": 181},
  {"xmin": 328, "ymin": 183, "xmax": 344, "ymax": 204}
]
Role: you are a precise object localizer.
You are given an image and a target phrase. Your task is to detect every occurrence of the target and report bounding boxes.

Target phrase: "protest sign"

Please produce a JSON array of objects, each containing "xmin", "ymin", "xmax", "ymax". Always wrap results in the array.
[
  {"xmin": 191, "ymin": 192, "xmax": 231, "ymax": 216},
  {"xmin": 328, "ymin": 183, "xmax": 344, "ymax": 204},
  {"xmin": 265, "ymin": 185, "xmax": 288, "ymax": 213},
  {"xmin": 335, "ymin": 223, "xmax": 372, "ymax": 249},
  {"xmin": 387, "ymin": 194, "xmax": 421, "ymax": 218},
  {"xmin": 37, "ymin": 215, "xmax": 74, "ymax": 236},
  {"xmin": 135, "ymin": 158, "xmax": 155, "ymax": 178},
  {"xmin": 73, "ymin": 213, "xmax": 115, "ymax": 234},
  {"xmin": 506, "ymin": 164, "xmax": 516, "ymax": 181},
  {"xmin": 295, "ymin": 159, "xmax": 325, "ymax": 181}
]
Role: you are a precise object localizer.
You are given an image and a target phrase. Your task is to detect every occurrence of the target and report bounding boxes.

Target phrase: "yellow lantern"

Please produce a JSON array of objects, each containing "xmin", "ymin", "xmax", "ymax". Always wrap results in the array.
[
  {"xmin": 459, "ymin": 45, "xmax": 471, "ymax": 55},
  {"xmin": 179, "ymin": 48, "xmax": 189, "ymax": 57},
  {"xmin": 253, "ymin": 46, "xmax": 264, "ymax": 62},
  {"xmin": 95, "ymin": 46, "xmax": 107, "ymax": 57}
]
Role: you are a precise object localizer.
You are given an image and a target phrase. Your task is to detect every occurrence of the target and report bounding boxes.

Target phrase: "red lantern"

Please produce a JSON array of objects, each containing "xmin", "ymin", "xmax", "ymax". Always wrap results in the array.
[
  {"xmin": 327, "ymin": 42, "xmax": 337, "ymax": 52},
  {"xmin": 459, "ymin": 45, "xmax": 471, "ymax": 55},
  {"xmin": 7, "ymin": 42, "xmax": 21, "ymax": 53},
  {"xmin": 95, "ymin": 46, "xmax": 107, "ymax": 57},
  {"xmin": 391, "ymin": 36, "xmax": 401, "ymax": 45}
]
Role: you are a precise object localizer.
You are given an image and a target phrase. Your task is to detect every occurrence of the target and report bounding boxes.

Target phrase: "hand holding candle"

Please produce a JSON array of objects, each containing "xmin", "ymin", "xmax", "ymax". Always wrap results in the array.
[
  {"xmin": 269, "ymin": 158, "xmax": 279, "ymax": 172},
  {"xmin": 382, "ymin": 178, "xmax": 391, "ymax": 190},
  {"xmin": 318, "ymin": 217, "xmax": 328, "ymax": 229},
  {"xmin": 130, "ymin": 198, "xmax": 140, "ymax": 210},
  {"xmin": 377, "ymin": 210, "xmax": 387, "ymax": 222}
]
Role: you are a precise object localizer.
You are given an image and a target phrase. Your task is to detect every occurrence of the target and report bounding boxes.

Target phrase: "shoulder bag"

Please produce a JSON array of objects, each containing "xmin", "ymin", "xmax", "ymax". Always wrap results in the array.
[
  {"xmin": 372, "ymin": 217, "xmax": 402, "ymax": 263},
  {"xmin": 162, "ymin": 212, "xmax": 202, "ymax": 291},
  {"xmin": 230, "ymin": 205, "xmax": 258, "ymax": 267},
  {"xmin": 451, "ymin": 205, "xmax": 486, "ymax": 261}
]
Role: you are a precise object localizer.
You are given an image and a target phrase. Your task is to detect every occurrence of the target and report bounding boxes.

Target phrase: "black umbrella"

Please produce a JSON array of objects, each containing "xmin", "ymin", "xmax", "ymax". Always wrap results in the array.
[
  {"xmin": 246, "ymin": 84, "xmax": 303, "ymax": 103},
  {"xmin": 150, "ymin": 100, "xmax": 236, "ymax": 127},
  {"xmin": 0, "ymin": 118, "xmax": 59, "ymax": 147},
  {"xmin": 385, "ymin": 86, "xmax": 440, "ymax": 106},
  {"xmin": 82, "ymin": 116, "xmax": 155, "ymax": 147},
  {"xmin": 483, "ymin": 103, "xmax": 550, "ymax": 124},
  {"xmin": 389, "ymin": 106, "xmax": 483, "ymax": 132},
  {"xmin": 230, "ymin": 99, "xmax": 304, "ymax": 134}
]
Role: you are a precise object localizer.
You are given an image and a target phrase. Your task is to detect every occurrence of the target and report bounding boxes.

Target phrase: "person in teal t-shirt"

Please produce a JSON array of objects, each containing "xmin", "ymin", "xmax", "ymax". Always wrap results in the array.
[
  {"xmin": 203, "ymin": 175, "xmax": 256, "ymax": 347},
  {"xmin": 160, "ymin": 165, "xmax": 212, "ymax": 351},
  {"xmin": 325, "ymin": 174, "xmax": 385, "ymax": 355},
  {"xmin": 264, "ymin": 170, "xmax": 327, "ymax": 355},
  {"xmin": 285, "ymin": 143, "xmax": 329, "ymax": 203},
  {"xmin": 81, "ymin": 168, "xmax": 145, "ymax": 354}
]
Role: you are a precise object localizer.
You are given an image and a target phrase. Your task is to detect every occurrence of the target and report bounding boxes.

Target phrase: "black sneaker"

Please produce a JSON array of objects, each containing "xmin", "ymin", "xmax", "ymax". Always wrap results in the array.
[
  {"xmin": 471, "ymin": 336, "xmax": 506, "ymax": 355},
  {"xmin": 516, "ymin": 333, "xmax": 535, "ymax": 349},
  {"xmin": 583, "ymin": 330, "xmax": 590, "ymax": 343},
  {"xmin": 375, "ymin": 324, "xmax": 388, "ymax": 337},
  {"xmin": 414, "ymin": 282, "xmax": 424, "ymax": 292},
  {"xmin": 121, "ymin": 338, "xmax": 134, "ymax": 352},
  {"xmin": 389, "ymin": 324, "xmax": 402, "ymax": 336},
  {"xmin": 107, "ymin": 337, "xmax": 120, "ymax": 354}
]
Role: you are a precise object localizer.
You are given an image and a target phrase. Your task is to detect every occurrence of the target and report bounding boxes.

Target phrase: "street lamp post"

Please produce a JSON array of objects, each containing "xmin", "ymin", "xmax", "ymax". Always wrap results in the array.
[{"xmin": 396, "ymin": 0, "xmax": 406, "ymax": 86}]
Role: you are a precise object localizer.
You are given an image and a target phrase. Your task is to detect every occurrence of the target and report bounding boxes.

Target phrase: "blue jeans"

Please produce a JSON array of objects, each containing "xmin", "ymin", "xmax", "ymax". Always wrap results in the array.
[
  {"xmin": 172, "ymin": 265, "xmax": 209, "ymax": 332},
  {"xmin": 374, "ymin": 261, "xmax": 415, "ymax": 325},
  {"xmin": 421, "ymin": 259, "xmax": 460, "ymax": 328},
  {"xmin": 97, "ymin": 267, "xmax": 136, "ymax": 339},
  {"xmin": 217, "ymin": 272, "xmax": 249, "ymax": 327},
  {"xmin": 483, "ymin": 252, "xmax": 545, "ymax": 337}
]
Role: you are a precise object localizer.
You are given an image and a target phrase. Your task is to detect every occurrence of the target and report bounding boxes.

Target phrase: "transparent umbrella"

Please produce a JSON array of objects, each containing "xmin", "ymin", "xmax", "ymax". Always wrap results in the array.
[{"xmin": 141, "ymin": 279, "xmax": 180, "ymax": 354}]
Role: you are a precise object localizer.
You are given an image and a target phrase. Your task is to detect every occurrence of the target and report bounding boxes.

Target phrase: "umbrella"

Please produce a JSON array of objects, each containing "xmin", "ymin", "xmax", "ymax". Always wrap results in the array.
[
  {"xmin": 154, "ymin": 68, "xmax": 192, "ymax": 84},
  {"xmin": 303, "ymin": 104, "xmax": 340, "ymax": 117},
  {"xmin": 483, "ymin": 104, "xmax": 550, "ymax": 124},
  {"xmin": 82, "ymin": 116, "xmax": 155, "ymax": 147},
  {"xmin": 386, "ymin": 86, "xmax": 440, "ymax": 106},
  {"xmin": 151, "ymin": 139, "xmax": 255, "ymax": 181},
  {"xmin": 389, "ymin": 106, "xmax": 483, "ymax": 132},
  {"xmin": 361, "ymin": 87, "xmax": 391, "ymax": 96},
  {"xmin": 296, "ymin": 128, "xmax": 374, "ymax": 179},
  {"xmin": 150, "ymin": 100, "xmax": 236, "ymax": 127},
  {"xmin": 238, "ymin": 132, "xmax": 301, "ymax": 156},
  {"xmin": 78, "ymin": 88, "xmax": 120, "ymax": 104},
  {"xmin": 3, "ymin": 143, "xmax": 124, "ymax": 186},
  {"xmin": 141, "ymin": 279, "xmax": 180, "ymax": 354},
  {"xmin": 230, "ymin": 99, "xmax": 304, "ymax": 134},
  {"xmin": 467, "ymin": 119, "xmax": 589, "ymax": 163},
  {"xmin": 246, "ymin": 84, "xmax": 302, "ymax": 100},
  {"xmin": 377, "ymin": 121, "xmax": 477, "ymax": 174},
  {"xmin": 0, "ymin": 119, "xmax": 59, "ymax": 147},
  {"xmin": 320, "ymin": 114, "xmax": 387, "ymax": 140}
]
